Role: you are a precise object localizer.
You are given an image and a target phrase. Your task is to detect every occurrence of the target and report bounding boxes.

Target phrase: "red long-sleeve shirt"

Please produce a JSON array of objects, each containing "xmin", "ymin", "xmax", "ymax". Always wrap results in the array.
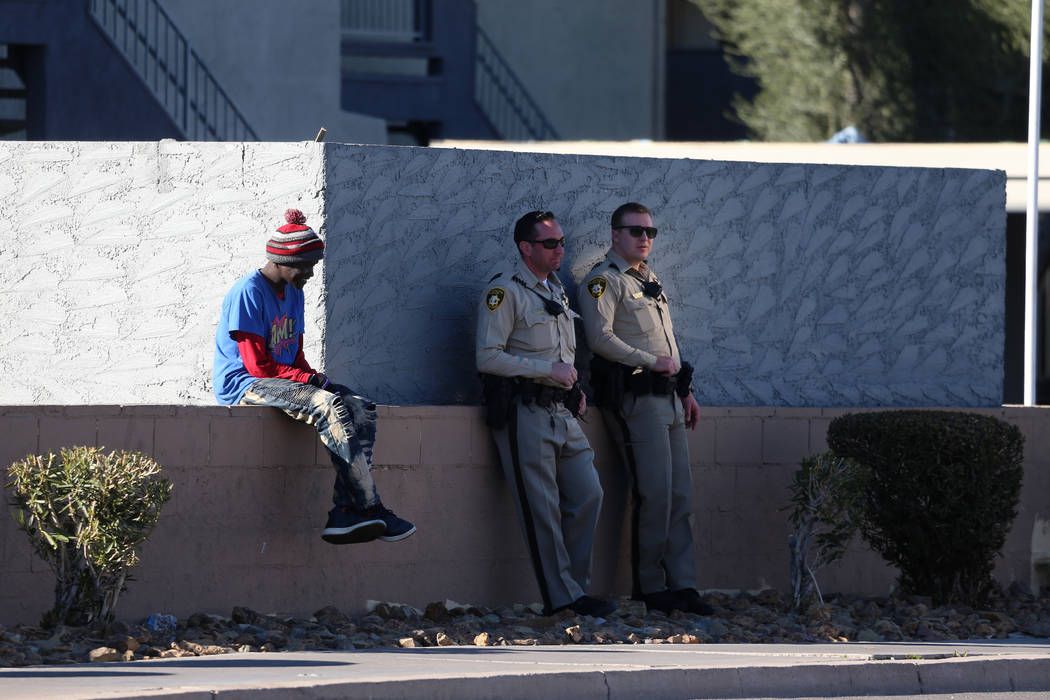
[{"xmin": 232, "ymin": 331, "xmax": 316, "ymax": 383}]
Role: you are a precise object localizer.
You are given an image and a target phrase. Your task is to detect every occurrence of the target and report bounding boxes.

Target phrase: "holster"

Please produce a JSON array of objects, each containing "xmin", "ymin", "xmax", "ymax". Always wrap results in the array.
[
  {"xmin": 480, "ymin": 373, "xmax": 516, "ymax": 429},
  {"xmin": 590, "ymin": 354, "xmax": 624, "ymax": 408},
  {"xmin": 567, "ymin": 383, "xmax": 584, "ymax": 418},
  {"xmin": 676, "ymin": 362, "xmax": 694, "ymax": 398}
]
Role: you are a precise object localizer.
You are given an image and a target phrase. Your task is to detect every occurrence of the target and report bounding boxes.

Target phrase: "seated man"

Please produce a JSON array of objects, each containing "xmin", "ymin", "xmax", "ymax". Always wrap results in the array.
[{"xmin": 212, "ymin": 208, "xmax": 414, "ymax": 545}]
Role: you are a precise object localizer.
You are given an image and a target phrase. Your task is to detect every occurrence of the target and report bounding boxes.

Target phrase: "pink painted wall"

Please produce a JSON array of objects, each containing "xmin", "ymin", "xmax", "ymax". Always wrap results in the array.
[{"xmin": 1, "ymin": 405, "xmax": 1047, "ymax": 625}]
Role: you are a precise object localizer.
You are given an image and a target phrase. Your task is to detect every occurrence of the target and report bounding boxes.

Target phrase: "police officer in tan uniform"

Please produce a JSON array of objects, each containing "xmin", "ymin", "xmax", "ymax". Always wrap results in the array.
[
  {"xmin": 476, "ymin": 210, "xmax": 615, "ymax": 618},
  {"xmin": 577, "ymin": 202, "xmax": 711, "ymax": 616}
]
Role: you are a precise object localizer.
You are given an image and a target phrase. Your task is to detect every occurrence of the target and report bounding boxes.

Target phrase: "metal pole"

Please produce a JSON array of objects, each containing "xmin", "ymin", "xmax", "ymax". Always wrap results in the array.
[{"xmin": 1025, "ymin": 0, "xmax": 1044, "ymax": 406}]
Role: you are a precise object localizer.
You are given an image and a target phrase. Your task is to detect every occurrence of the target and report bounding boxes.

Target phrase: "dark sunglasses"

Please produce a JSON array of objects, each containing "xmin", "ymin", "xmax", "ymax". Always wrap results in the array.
[
  {"xmin": 615, "ymin": 225, "xmax": 658, "ymax": 239},
  {"xmin": 527, "ymin": 237, "xmax": 566, "ymax": 249}
]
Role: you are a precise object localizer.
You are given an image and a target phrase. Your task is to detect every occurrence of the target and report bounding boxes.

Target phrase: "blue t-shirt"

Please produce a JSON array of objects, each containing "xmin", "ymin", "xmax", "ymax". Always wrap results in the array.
[{"xmin": 213, "ymin": 270, "xmax": 306, "ymax": 405}]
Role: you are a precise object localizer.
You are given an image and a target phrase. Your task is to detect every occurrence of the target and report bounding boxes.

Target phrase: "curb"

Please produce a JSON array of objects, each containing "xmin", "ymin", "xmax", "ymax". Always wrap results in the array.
[{"xmin": 59, "ymin": 655, "xmax": 1050, "ymax": 700}]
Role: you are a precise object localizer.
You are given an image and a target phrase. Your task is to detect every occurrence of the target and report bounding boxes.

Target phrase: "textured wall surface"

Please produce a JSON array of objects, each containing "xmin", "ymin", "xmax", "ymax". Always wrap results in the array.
[
  {"xmin": 0, "ymin": 141, "xmax": 1005, "ymax": 406},
  {"xmin": 1, "ymin": 141, "xmax": 326, "ymax": 404},
  {"xmin": 323, "ymin": 144, "xmax": 1006, "ymax": 406}
]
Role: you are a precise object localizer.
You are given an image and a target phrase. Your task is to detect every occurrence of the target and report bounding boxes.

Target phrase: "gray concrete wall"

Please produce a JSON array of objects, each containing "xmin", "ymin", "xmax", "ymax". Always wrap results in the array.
[
  {"xmin": 322, "ymin": 144, "xmax": 1006, "ymax": 407},
  {"xmin": 0, "ymin": 141, "xmax": 1005, "ymax": 406},
  {"xmin": 476, "ymin": 0, "xmax": 664, "ymax": 140},
  {"xmin": 161, "ymin": 0, "xmax": 386, "ymax": 143}
]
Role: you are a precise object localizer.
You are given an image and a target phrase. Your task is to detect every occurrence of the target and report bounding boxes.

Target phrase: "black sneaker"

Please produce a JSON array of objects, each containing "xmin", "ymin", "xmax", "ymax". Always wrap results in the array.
[
  {"xmin": 321, "ymin": 507, "xmax": 386, "ymax": 544},
  {"xmin": 639, "ymin": 589, "xmax": 679, "ymax": 614},
  {"xmin": 672, "ymin": 588, "xmax": 714, "ymax": 615},
  {"xmin": 554, "ymin": 595, "xmax": 616, "ymax": 618},
  {"xmin": 367, "ymin": 503, "xmax": 416, "ymax": 542}
]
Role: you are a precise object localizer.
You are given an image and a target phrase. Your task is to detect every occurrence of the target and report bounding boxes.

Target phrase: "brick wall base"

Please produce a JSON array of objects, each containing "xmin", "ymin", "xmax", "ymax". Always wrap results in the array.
[{"xmin": 2, "ymin": 405, "xmax": 1047, "ymax": 625}]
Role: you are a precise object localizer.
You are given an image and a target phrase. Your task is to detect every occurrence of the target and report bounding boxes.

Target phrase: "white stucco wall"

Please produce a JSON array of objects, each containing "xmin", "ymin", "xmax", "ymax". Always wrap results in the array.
[
  {"xmin": 1, "ymin": 141, "xmax": 325, "ymax": 404},
  {"xmin": 0, "ymin": 141, "xmax": 1006, "ymax": 406}
]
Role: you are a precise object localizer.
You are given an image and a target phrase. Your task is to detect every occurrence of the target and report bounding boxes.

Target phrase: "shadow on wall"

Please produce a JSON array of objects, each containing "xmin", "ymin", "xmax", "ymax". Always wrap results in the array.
[{"xmin": 321, "ymin": 145, "xmax": 1006, "ymax": 408}]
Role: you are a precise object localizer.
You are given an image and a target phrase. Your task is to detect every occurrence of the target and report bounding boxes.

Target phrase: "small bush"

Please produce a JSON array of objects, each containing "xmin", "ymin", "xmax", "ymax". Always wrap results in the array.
[
  {"xmin": 6, "ymin": 446, "xmax": 172, "ymax": 628},
  {"xmin": 786, "ymin": 452, "xmax": 867, "ymax": 611},
  {"xmin": 827, "ymin": 410, "xmax": 1024, "ymax": 606}
]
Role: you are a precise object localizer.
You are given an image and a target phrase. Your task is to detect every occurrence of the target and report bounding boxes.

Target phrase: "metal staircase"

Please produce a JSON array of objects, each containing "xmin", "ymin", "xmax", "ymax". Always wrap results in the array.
[
  {"xmin": 88, "ymin": 0, "xmax": 257, "ymax": 141},
  {"xmin": 474, "ymin": 26, "xmax": 558, "ymax": 141},
  {"xmin": 340, "ymin": 0, "xmax": 558, "ymax": 141}
]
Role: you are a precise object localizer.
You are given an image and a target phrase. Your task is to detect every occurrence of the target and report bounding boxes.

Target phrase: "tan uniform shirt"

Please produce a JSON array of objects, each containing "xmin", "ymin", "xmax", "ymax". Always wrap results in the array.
[
  {"xmin": 476, "ymin": 258, "xmax": 579, "ymax": 387},
  {"xmin": 578, "ymin": 250, "xmax": 680, "ymax": 370}
]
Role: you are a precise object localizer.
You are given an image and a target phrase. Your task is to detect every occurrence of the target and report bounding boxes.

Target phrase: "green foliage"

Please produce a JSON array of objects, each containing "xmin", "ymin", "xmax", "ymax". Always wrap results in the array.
[
  {"xmin": 786, "ymin": 452, "xmax": 867, "ymax": 611},
  {"xmin": 691, "ymin": 0, "xmax": 1043, "ymax": 141},
  {"xmin": 827, "ymin": 411, "xmax": 1024, "ymax": 606},
  {"xmin": 6, "ymin": 447, "xmax": 172, "ymax": 628}
]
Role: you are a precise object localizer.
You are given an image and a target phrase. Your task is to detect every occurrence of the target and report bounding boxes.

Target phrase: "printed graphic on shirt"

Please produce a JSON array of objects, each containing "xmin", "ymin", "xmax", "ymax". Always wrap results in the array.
[
  {"xmin": 270, "ymin": 313, "xmax": 298, "ymax": 356},
  {"xmin": 486, "ymin": 288, "xmax": 506, "ymax": 311},
  {"xmin": 587, "ymin": 277, "xmax": 607, "ymax": 299}
]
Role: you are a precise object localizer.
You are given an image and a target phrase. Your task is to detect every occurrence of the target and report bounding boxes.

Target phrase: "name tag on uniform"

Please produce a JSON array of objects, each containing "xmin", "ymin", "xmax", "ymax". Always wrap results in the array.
[{"xmin": 631, "ymin": 291, "xmax": 644, "ymax": 299}]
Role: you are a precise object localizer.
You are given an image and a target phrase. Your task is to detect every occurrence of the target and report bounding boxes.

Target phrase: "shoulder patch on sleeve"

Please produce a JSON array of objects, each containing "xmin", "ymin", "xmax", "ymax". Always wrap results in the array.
[
  {"xmin": 485, "ymin": 288, "xmax": 506, "ymax": 311},
  {"xmin": 587, "ymin": 276, "xmax": 607, "ymax": 299}
]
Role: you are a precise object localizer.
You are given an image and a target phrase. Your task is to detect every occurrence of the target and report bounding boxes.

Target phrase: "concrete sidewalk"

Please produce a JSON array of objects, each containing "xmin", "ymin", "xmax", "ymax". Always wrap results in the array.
[{"xmin": 1, "ymin": 639, "xmax": 1049, "ymax": 699}]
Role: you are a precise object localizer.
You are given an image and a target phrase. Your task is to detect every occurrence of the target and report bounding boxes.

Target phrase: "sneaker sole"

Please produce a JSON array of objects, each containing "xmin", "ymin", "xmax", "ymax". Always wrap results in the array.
[
  {"xmin": 377, "ymin": 525, "xmax": 416, "ymax": 542},
  {"xmin": 321, "ymin": 519, "xmax": 386, "ymax": 545}
]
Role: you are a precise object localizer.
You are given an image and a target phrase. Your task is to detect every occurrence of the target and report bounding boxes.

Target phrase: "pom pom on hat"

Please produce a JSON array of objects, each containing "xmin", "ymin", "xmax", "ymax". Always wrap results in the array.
[
  {"xmin": 282, "ymin": 208, "xmax": 307, "ymax": 227},
  {"xmin": 267, "ymin": 208, "xmax": 324, "ymax": 263}
]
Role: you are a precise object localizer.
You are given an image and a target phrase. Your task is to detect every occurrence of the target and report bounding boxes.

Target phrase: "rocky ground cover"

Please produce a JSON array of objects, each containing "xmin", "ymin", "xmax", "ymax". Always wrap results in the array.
[{"xmin": 3, "ymin": 585, "xmax": 1050, "ymax": 667}]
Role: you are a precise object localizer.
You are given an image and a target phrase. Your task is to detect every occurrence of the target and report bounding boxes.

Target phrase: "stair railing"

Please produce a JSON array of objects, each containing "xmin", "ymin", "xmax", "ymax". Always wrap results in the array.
[
  {"xmin": 475, "ymin": 26, "xmax": 558, "ymax": 141},
  {"xmin": 88, "ymin": 0, "xmax": 258, "ymax": 141}
]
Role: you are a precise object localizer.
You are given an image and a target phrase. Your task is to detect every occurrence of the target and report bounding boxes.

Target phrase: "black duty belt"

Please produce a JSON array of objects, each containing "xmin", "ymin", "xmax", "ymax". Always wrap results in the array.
[
  {"xmin": 589, "ymin": 355, "xmax": 694, "ymax": 408},
  {"xmin": 480, "ymin": 374, "xmax": 583, "ymax": 429},
  {"xmin": 517, "ymin": 381, "xmax": 570, "ymax": 407}
]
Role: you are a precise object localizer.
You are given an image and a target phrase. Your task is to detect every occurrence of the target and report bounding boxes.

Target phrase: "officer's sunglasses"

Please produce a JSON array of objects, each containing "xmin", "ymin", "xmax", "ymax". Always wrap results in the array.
[
  {"xmin": 527, "ymin": 237, "xmax": 566, "ymax": 249},
  {"xmin": 614, "ymin": 225, "xmax": 658, "ymax": 239}
]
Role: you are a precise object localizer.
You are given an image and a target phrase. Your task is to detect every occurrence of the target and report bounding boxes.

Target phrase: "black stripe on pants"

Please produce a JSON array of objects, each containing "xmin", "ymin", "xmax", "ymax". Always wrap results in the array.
[
  {"xmin": 508, "ymin": 402, "xmax": 553, "ymax": 613},
  {"xmin": 611, "ymin": 407, "xmax": 644, "ymax": 599}
]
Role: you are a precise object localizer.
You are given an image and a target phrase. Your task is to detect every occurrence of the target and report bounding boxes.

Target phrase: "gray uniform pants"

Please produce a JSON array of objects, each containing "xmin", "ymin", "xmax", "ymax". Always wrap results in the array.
[
  {"xmin": 491, "ymin": 398, "xmax": 602, "ymax": 613},
  {"xmin": 602, "ymin": 392, "xmax": 697, "ymax": 596}
]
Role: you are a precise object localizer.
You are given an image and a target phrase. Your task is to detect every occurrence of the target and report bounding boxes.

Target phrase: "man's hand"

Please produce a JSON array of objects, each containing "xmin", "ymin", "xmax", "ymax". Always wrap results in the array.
[
  {"xmin": 652, "ymin": 355, "xmax": 678, "ymax": 376},
  {"xmin": 550, "ymin": 362, "xmax": 578, "ymax": 388},
  {"xmin": 681, "ymin": 392, "xmax": 700, "ymax": 430},
  {"xmin": 576, "ymin": 391, "xmax": 587, "ymax": 417},
  {"xmin": 325, "ymin": 382, "xmax": 352, "ymax": 395},
  {"xmin": 309, "ymin": 373, "xmax": 350, "ymax": 395}
]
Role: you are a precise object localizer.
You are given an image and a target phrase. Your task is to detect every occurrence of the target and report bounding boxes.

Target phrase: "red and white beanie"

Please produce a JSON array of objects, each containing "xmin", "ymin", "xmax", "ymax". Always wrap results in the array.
[{"xmin": 266, "ymin": 209, "xmax": 325, "ymax": 263}]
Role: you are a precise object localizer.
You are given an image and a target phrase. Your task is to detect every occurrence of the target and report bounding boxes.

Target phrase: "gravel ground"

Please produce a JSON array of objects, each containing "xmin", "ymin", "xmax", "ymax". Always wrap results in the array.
[{"xmin": 3, "ymin": 585, "xmax": 1050, "ymax": 667}]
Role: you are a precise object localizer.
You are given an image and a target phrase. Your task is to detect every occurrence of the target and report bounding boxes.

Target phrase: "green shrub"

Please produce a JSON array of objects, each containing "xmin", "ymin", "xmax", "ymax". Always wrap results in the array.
[
  {"xmin": 786, "ymin": 452, "xmax": 867, "ymax": 611},
  {"xmin": 827, "ymin": 410, "xmax": 1024, "ymax": 606},
  {"xmin": 6, "ymin": 446, "xmax": 172, "ymax": 628}
]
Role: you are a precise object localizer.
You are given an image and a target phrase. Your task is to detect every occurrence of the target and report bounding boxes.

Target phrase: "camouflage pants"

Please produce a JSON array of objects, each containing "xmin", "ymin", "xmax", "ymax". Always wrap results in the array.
[{"xmin": 240, "ymin": 378, "xmax": 379, "ymax": 510}]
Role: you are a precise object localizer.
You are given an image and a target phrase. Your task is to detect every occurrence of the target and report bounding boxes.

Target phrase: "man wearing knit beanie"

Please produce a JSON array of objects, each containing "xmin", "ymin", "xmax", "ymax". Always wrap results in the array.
[{"xmin": 213, "ymin": 208, "xmax": 415, "ymax": 545}]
